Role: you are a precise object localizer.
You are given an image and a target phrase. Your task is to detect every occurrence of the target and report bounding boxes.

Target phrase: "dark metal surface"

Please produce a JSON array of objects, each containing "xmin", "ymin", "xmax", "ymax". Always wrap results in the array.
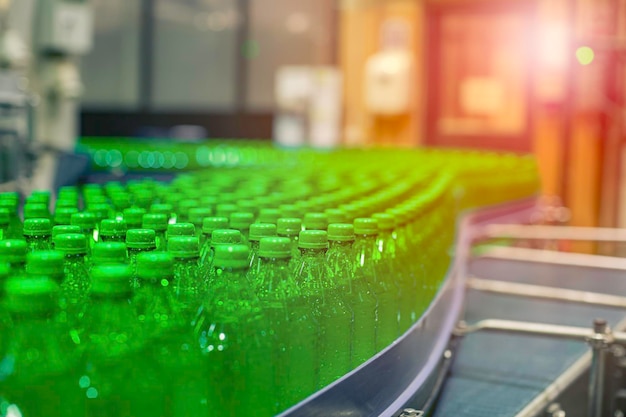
[{"xmin": 432, "ymin": 255, "xmax": 626, "ymax": 417}]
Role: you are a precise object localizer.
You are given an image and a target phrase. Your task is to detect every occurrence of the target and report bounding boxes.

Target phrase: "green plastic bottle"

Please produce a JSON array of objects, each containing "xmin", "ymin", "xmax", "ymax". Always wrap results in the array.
[
  {"xmin": 166, "ymin": 222, "xmax": 196, "ymax": 241},
  {"xmin": 353, "ymin": 218, "xmax": 397, "ymax": 349},
  {"xmin": 55, "ymin": 233, "xmax": 90, "ymax": 324},
  {"xmin": 0, "ymin": 262, "xmax": 10, "ymax": 354},
  {"xmin": 0, "ymin": 208, "xmax": 9, "ymax": 240},
  {"xmin": 23, "ymin": 218, "xmax": 53, "ymax": 252},
  {"xmin": 295, "ymin": 230, "xmax": 352, "ymax": 388},
  {"xmin": 136, "ymin": 252, "xmax": 209, "ymax": 417},
  {"xmin": 23, "ymin": 202, "xmax": 50, "ymax": 221},
  {"xmin": 199, "ymin": 228, "xmax": 242, "ymax": 279},
  {"xmin": 142, "ymin": 213, "xmax": 168, "ymax": 251},
  {"xmin": 0, "ymin": 198, "xmax": 22, "ymax": 238},
  {"xmin": 0, "ymin": 239, "xmax": 27, "ymax": 275},
  {"xmin": 258, "ymin": 208, "xmax": 281, "ymax": 225},
  {"xmin": 199, "ymin": 217, "xmax": 229, "ymax": 260},
  {"xmin": 71, "ymin": 212, "xmax": 97, "ymax": 251},
  {"xmin": 248, "ymin": 223, "xmax": 277, "ymax": 270},
  {"xmin": 194, "ymin": 244, "xmax": 271, "ymax": 416},
  {"xmin": 168, "ymin": 236, "xmax": 203, "ymax": 314},
  {"xmin": 122, "ymin": 207, "xmax": 146, "ymax": 229},
  {"xmin": 26, "ymin": 250, "xmax": 65, "ymax": 284},
  {"xmin": 83, "ymin": 265, "xmax": 165, "ymax": 417},
  {"xmin": 215, "ymin": 203, "xmax": 238, "ymax": 218},
  {"xmin": 134, "ymin": 252, "xmax": 179, "ymax": 335},
  {"xmin": 277, "ymin": 218, "xmax": 302, "ymax": 259},
  {"xmin": 188, "ymin": 207, "xmax": 212, "ymax": 238},
  {"xmin": 229, "ymin": 212, "xmax": 254, "ymax": 244},
  {"xmin": 178, "ymin": 199, "xmax": 199, "ymax": 223},
  {"xmin": 150, "ymin": 203, "xmax": 175, "ymax": 223},
  {"xmin": 373, "ymin": 212, "xmax": 403, "ymax": 335},
  {"xmin": 0, "ymin": 276, "xmax": 83, "ymax": 417},
  {"xmin": 52, "ymin": 225, "xmax": 81, "ymax": 249},
  {"xmin": 303, "ymin": 212, "xmax": 329, "ymax": 231},
  {"xmin": 54, "ymin": 207, "xmax": 79, "ymax": 226},
  {"xmin": 126, "ymin": 229, "xmax": 157, "ymax": 287},
  {"xmin": 325, "ymin": 209, "xmax": 349, "ymax": 224},
  {"xmin": 386, "ymin": 207, "xmax": 417, "ymax": 325},
  {"xmin": 91, "ymin": 242, "xmax": 128, "ymax": 267},
  {"xmin": 99, "ymin": 219, "xmax": 127, "ymax": 243},
  {"xmin": 327, "ymin": 223, "xmax": 377, "ymax": 366},
  {"xmin": 254, "ymin": 237, "xmax": 298, "ymax": 412}
]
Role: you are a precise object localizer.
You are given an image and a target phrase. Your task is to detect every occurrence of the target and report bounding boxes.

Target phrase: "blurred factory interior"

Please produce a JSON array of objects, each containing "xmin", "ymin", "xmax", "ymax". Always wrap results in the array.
[{"xmin": 1, "ymin": 0, "xmax": 625, "ymax": 238}]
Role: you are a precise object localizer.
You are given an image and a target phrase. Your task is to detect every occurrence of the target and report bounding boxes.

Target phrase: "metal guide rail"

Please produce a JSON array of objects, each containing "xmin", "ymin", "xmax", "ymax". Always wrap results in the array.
[{"xmin": 435, "ymin": 216, "xmax": 626, "ymax": 417}]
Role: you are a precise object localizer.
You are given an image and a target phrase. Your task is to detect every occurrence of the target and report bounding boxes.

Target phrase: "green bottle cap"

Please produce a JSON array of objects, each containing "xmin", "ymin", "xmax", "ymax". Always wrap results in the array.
[
  {"xmin": 167, "ymin": 236, "xmax": 199, "ymax": 258},
  {"xmin": 54, "ymin": 233, "xmax": 87, "ymax": 255},
  {"xmin": 142, "ymin": 213, "xmax": 168, "ymax": 232},
  {"xmin": 279, "ymin": 204, "xmax": 301, "ymax": 219},
  {"xmin": 179, "ymin": 199, "xmax": 199, "ymax": 214},
  {"xmin": 277, "ymin": 218, "xmax": 302, "ymax": 236},
  {"xmin": 167, "ymin": 223, "xmax": 196, "ymax": 238},
  {"xmin": 0, "ymin": 199, "xmax": 17, "ymax": 213},
  {"xmin": 213, "ymin": 244, "xmax": 250, "ymax": 269},
  {"xmin": 126, "ymin": 229, "xmax": 156, "ymax": 249},
  {"xmin": 100, "ymin": 219, "xmax": 128, "ymax": 237},
  {"xmin": 200, "ymin": 195, "xmax": 219, "ymax": 209},
  {"xmin": 87, "ymin": 203, "xmax": 111, "ymax": 220},
  {"xmin": 150, "ymin": 203, "xmax": 174, "ymax": 216},
  {"xmin": 325, "ymin": 208, "xmax": 348, "ymax": 224},
  {"xmin": 354, "ymin": 218, "xmax": 379, "ymax": 235},
  {"xmin": 136, "ymin": 252, "xmax": 174, "ymax": 281},
  {"xmin": 123, "ymin": 208, "xmax": 146, "ymax": 226},
  {"xmin": 26, "ymin": 250, "xmax": 65, "ymax": 282},
  {"xmin": 0, "ymin": 263, "xmax": 8, "ymax": 292},
  {"xmin": 249, "ymin": 223, "xmax": 277, "ymax": 242},
  {"xmin": 0, "ymin": 239, "xmax": 28, "ymax": 263},
  {"xmin": 23, "ymin": 218, "xmax": 52, "ymax": 236},
  {"xmin": 304, "ymin": 213, "xmax": 329, "ymax": 231},
  {"xmin": 92, "ymin": 242, "xmax": 128, "ymax": 264},
  {"xmin": 202, "ymin": 217, "xmax": 229, "ymax": 235},
  {"xmin": 55, "ymin": 199, "xmax": 78, "ymax": 209},
  {"xmin": 372, "ymin": 213, "xmax": 395, "ymax": 231},
  {"xmin": 215, "ymin": 203, "xmax": 238, "ymax": 218},
  {"xmin": 328, "ymin": 224, "xmax": 356, "ymax": 242},
  {"xmin": 23, "ymin": 203, "xmax": 50, "ymax": 219},
  {"xmin": 5, "ymin": 276, "xmax": 59, "ymax": 313},
  {"xmin": 188, "ymin": 207, "xmax": 213, "ymax": 226},
  {"xmin": 0, "ymin": 208, "xmax": 9, "ymax": 226},
  {"xmin": 386, "ymin": 208, "xmax": 408, "ymax": 225},
  {"xmin": 54, "ymin": 207, "xmax": 79, "ymax": 225},
  {"xmin": 111, "ymin": 193, "xmax": 131, "ymax": 210},
  {"xmin": 28, "ymin": 190, "xmax": 51, "ymax": 205},
  {"xmin": 0, "ymin": 191, "xmax": 19, "ymax": 202},
  {"xmin": 259, "ymin": 237, "xmax": 291, "ymax": 259},
  {"xmin": 237, "ymin": 199, "xmax": 258, "ymax": 215},
  {"xmin": 298, "ymin": 230, "xmax": 329, "ymax": 249},
  {"xmin": 52, "ymin": 225, "xmax": 81, "ymax": 240},
  {"xmin": 211, "ymin": 229, "xmax": 242, "ymax": 246},
  {"xmin": 258, "ymin": 208, "xmax": 280, "ymax": 224},
  {"xmin": 229, "ymin": 212, "xmax": 254, "ymax": 229},
  {"xmin": 90, "ymin": 264, "xmax": 132, "ymax": 296},
  {"xmin": 341, "ymin": 204, "xmax": 360, "ymax": 221},
  {"xmin": 71, "ymin": 212, "xmax": 97, "ymax": 229}
]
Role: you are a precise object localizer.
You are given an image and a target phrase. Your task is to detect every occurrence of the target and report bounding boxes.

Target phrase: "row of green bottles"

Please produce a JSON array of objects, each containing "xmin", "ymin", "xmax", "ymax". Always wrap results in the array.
[{"xmin": 0, "ymin": 146, "xmax": 537, "ymax": 416}]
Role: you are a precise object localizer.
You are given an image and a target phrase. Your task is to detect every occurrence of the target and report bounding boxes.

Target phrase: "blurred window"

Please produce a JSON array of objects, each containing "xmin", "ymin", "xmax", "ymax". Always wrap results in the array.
[
  {"xmin": 81, "ymin": 0, "xmax": 141, "ymax": 109},
  {"xmin": 152, "ymin": 0, "xmax": 238, "ymax": 111},
  {"xmin": 246, "ymin": 0, "xmax": 335, "ymax": 110}
]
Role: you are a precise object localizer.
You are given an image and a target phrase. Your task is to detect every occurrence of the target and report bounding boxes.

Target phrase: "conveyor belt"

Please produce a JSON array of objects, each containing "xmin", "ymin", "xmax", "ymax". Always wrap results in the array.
[{"xmin": 432, "ymin": 256, "xmax": 626, "ymax": 417}]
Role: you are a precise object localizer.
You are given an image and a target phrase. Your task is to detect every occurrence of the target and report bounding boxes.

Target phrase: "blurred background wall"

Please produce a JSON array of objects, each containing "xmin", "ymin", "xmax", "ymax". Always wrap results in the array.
[{"xmin": 58, "ymin": 0, "xmax": 626, "ymax": 232}]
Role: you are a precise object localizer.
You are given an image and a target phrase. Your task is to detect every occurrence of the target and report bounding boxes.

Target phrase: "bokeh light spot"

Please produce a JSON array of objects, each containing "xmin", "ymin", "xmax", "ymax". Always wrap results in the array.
[{"xmin": 576, "ymin": 46, "xmax": 594, "ymax": 65}]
